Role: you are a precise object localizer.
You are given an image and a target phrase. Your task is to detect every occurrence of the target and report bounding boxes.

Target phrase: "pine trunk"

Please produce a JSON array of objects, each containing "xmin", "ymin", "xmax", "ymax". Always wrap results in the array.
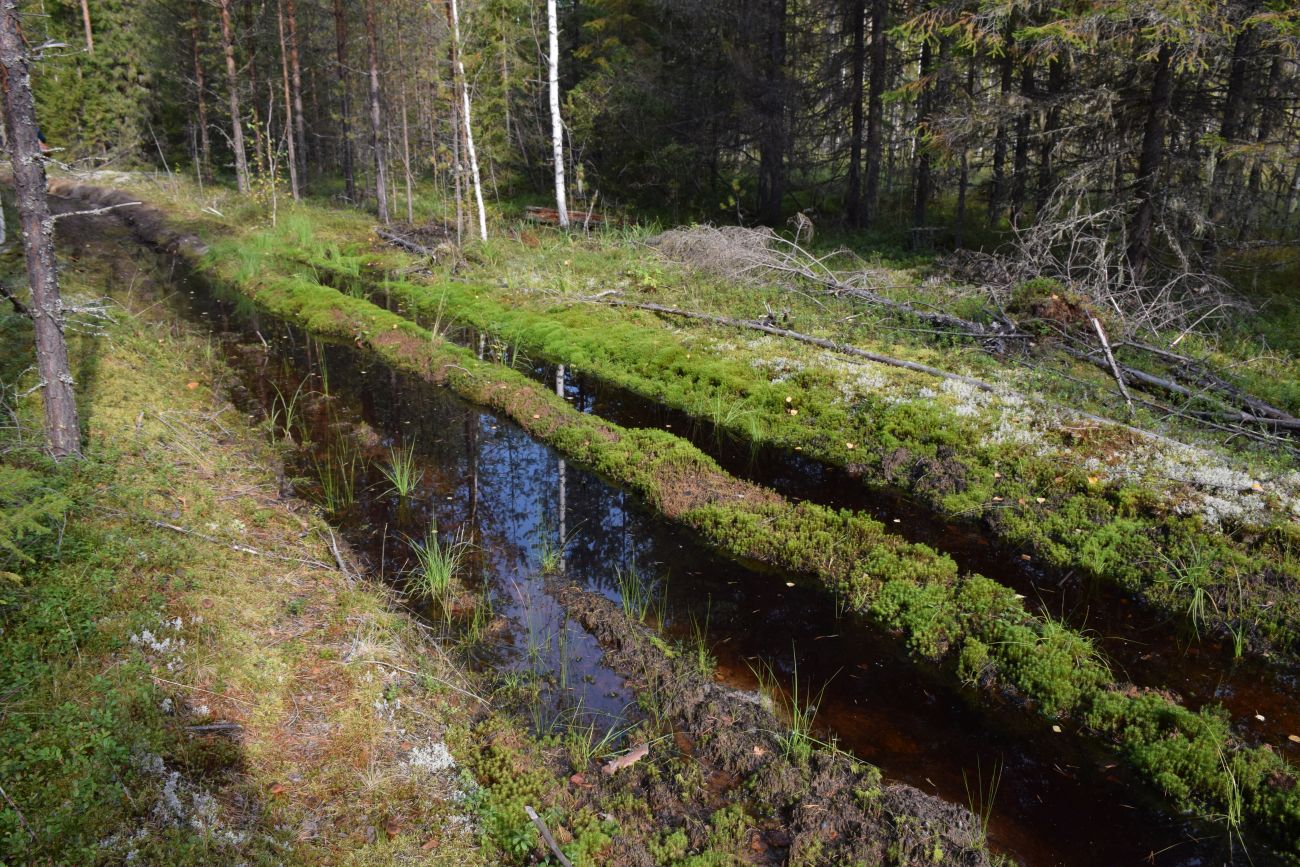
[
  {"xmin": 845, "ymin": 0, "xmax": 865, "ymax": 227},
  {"xmin": 218, "ymin": 0, "xmax": 250, "ymax": 193},
  {"xmin": 334, "ymin": 0, "xmax": 356, "ymax": 201},
  {"xmin": 0, "ymin": 3, "xmax": 81, "ymax": 459},
  {"xmin": 286, "ymin": 0, "xmax": 307, "ymax": 181},
  {"xmin": 191, "ymin": 1, "xmax": 211, "ymax": 177},
  {"xmin": 862, "ymin": 0, "xmax": 886, "ymax": 227}
]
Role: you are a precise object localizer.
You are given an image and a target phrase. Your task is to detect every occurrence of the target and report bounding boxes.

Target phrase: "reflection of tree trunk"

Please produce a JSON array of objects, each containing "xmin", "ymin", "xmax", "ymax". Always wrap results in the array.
[
  {"xmin": 465, "ymin": 399, "xmax": 479, "ymax": 525},
  {"xmin": 556, "ymin": 364, "xmax": 567, "ymax": 575}
]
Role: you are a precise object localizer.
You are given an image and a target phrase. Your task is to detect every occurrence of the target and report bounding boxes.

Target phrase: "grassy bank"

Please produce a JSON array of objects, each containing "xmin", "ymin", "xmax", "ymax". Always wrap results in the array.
[
  {"xmin": 307, "ymin": 234, "xmax": 1299, "ymax": 667},
  {"xmin": 59, "ymin": 177, "xmax": 1299, "ymax": 855},
  {"xmin": 2, "ymin": 192, "xmax": 1004, "ymax": 865}
]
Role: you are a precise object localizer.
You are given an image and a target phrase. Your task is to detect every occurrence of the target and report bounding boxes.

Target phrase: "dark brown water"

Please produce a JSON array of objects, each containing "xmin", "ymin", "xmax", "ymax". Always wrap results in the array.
[
  {"xmin": 142, "ymin": 261, "xmax": 1283, "ymax": 867},
  {"xmin": 356, "ymin": 280, "xmax": 1299, "ymax": 767}
]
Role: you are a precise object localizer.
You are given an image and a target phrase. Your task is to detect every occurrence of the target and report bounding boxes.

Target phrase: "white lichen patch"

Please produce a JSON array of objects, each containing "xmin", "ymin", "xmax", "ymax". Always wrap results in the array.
[{"xmin": 407, "ymin": 742, "xmax": 457, "ymax": 775}]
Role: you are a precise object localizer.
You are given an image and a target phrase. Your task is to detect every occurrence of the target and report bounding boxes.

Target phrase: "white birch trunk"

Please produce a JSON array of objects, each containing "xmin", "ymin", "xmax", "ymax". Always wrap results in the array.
[
  {"xmin": 546, "ymin": 0, "xmax": 568, "ymax": 228},
  {"xmin": 448, "ymin": 0, "xmax": 488, "ymax": 240}
]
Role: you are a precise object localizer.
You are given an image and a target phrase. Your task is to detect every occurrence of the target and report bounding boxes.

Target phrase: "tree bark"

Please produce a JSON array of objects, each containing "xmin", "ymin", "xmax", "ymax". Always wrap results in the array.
[
  {"xmin": 190, "ymin": 1, "xmax": 211, "ymax": 177},
  {"xmin": 910, "ymin": 37, "xmax": 933, "ymax": 240},
  {"xmin": 333, "ymin": 0, "xmax": 355, "ymax": 201},
  {"xmin": 547, "ymin": 0, "xmax": 569, "ymax": 227},
  {"xmin": 218, "ymin": 0, "xmax": 250, "ymax": 192},
  {"xmin": 1010, "ymin": 60, "xmax": 1033, "ymax": 223},
  {"xmin": 1125, "ymin": 42, "xmax": 1173, "ymax": 283},
  {"xmin": 987, "ymin": 23, "xmax": 1013, "ymax": 221},
  {"xmin": 364, "ymin": 0, "xmax": 390, "ymax": 223},
  {"xmin": 0, "ymin": 1, "xmax": 81, "ymax": 459},
  {"xmin": 1035, "ymin": 55, "xmax": 1064, "ymax": 214},
  {"xmin": 276, "ymin": 0, "xmax": 299, "ymax": 201},
  {"xmin": 79, "ymin": 0, "xmax": 93, "ymax": 54},
  {"xmin": 862, "ymin": 0, "xmax": 886, "ymax": 227},
  {"xmin": 845, "ymin": 0, "xmax": 865, "ymax": 226},
  {"xmin": 954, "ymin": 55, "xmax": 974, "ymax": 248},
  {"xmin": 756, "ymin": 0, "xmax": 787, "ymax": 226},
  {"xmin": 445, "ymin": 0, "xmax": 487, "ymax": 239},
  {"xmin": 286, "ymin": 0, "xmax": 307, "ymax": 182}
]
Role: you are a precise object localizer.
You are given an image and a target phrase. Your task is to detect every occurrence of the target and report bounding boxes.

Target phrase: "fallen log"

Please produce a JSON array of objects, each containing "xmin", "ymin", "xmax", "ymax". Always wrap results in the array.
[
  {"xmin": 590, "ymin": 296, "xmax": 1184, "ymax": 447},
  {"xmin": 376, "ymin": 227, "xmax": 438, "ymax": 259}
]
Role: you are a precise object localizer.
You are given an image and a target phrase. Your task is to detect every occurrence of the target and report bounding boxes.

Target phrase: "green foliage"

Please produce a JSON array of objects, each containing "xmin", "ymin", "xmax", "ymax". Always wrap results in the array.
[
  {"xmin": 31, "ymin": 0, "xmax": 158, "ymax": 159},
  {"xmin": 0, "ymin": 464, "xmax": 71, "ymax": 566}
]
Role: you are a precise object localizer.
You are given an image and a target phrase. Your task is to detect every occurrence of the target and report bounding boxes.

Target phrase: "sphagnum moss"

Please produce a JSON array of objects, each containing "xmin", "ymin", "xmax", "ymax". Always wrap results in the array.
[{"xmin": 54, "ymin": 179, "xmax": 1300, "ymax": 857}]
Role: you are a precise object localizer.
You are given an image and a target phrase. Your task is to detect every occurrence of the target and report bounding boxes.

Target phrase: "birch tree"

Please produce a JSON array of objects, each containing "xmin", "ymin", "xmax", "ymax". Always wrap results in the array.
[
  {"xmin": 546, "ymin": 0, "xmax": 568, "ymax": 227},
  {"xmin": 365, "ymin": 0, "xmax": 390, "ymax": 223},
  {"xmin": 444, "ymin": 0, "xmax": 488, "ymax": 240},
  {"xmin": 0, "ymin": 0, "xmax": 80, "ymax": 459}
]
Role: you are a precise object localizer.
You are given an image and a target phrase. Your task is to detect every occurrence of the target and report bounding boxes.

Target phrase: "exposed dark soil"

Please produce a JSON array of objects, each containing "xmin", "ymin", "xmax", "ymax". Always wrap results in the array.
[{"xmin": 550, "ymin": 581, "xmax": 991, "ymax": 866}]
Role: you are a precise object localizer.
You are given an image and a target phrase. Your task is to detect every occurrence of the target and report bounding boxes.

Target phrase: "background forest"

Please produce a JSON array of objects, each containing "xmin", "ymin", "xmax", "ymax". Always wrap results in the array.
[{"xmin": 24, "ymin": 0, "xmax": 1300, "ymax": 270}]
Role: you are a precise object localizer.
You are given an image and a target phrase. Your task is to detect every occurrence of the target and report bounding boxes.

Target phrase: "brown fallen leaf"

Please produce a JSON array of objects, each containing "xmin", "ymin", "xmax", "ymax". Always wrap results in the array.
[{"xmin": 602, "ymin": 742, "xmax": 649, "ymax": 775}]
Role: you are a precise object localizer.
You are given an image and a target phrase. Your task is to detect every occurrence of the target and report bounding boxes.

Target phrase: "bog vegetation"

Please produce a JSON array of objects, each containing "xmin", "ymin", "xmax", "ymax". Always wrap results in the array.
[{"xmin": 1, "ymin": 0, "xmax": 1299, "ymax": 864}]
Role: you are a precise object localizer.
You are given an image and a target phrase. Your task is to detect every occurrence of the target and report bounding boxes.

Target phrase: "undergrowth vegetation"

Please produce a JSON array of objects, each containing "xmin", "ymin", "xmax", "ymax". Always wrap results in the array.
[{"xmin": 151, "ymin": 197, "xmax": 1300, "ymax": 854}]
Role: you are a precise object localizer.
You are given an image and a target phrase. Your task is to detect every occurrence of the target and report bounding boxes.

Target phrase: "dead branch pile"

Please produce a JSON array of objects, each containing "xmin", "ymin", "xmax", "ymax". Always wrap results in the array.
[
  {"xmin": 1005, "ymin": 187, "xmax": 1245, "ymax": 341},
  {"xmin": 650, "ymin": 225, "xmax": 1024, "ymax": 350}
]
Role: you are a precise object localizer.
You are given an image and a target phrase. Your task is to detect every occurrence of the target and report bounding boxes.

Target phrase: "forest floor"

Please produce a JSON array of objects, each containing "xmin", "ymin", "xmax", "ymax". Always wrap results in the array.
[
  {"xmin": 0, "ymin": 180, "xmax": 1000, "ymax": 864},
  {"xmin": 6, "ymin": 168, "xmax": 1300, "ymax": 862}
]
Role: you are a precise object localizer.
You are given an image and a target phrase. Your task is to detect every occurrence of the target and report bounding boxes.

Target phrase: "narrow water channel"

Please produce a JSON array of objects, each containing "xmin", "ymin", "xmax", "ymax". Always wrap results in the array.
[
  {"xmin": 357, "ymin": 279, "xmax": 1300, "ymax": 765},
  {"xmin": 137, "ymin": 258, "xmax": 1268, "ymax": 867}
]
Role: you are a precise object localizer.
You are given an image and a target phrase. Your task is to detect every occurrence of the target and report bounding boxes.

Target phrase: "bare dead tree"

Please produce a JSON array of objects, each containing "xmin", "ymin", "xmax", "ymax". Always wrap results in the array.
[{"xmin": 0, "ymin": 1, "xmax": 81, "ymax": 459}]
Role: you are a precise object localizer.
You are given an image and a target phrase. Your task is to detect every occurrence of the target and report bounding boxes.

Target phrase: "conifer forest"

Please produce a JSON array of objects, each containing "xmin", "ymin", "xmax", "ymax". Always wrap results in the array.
[{"xmin": 1, "ymin": 0, "xmax": 1299, "ymax": 864}]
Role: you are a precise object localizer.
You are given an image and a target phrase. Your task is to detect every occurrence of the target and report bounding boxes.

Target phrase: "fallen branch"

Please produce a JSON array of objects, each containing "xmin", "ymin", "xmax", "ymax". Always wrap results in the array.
[
  {"xmin": 326, "ymin": 528, "xmax": 357, "ymax": 588},
  {"xmin": 601, "ymin": 742, "xmax": 649, "ymax": 775},
  {"xmin": 524, "ymin": 806, "xmax": 573, "ymax": 867},
  {"xmin": 0, "ymin": 284, "xmax": 28, "ymax": 317},
  {"xmin": 186, "ymin": 722, "xmax": 244, "ymax": 736},
  {"xmin": 346, "ymin": 658, "xmax": 489, "ymax": 707},
  {"xmin": 48, "ymin": 200, "xmax": 142, "ymax": 222},
  {"xmin": 1090, "ymin": 316, "xmax": 1134, "ymax": 416},
  {"xmin": 1069, "ymin": 348, "xmax": 1299, "ymax": 433},
  {"xmin": 376, "ymin": 227, "xmax": 438, "ymax": 259},
  {"xmin": 590, "ymin": 296, "xmax": 1185, "ymax": 447},
  {"xmin": 1119, "ymin": 339, "xmax": 1296, "ymax": 423}
]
